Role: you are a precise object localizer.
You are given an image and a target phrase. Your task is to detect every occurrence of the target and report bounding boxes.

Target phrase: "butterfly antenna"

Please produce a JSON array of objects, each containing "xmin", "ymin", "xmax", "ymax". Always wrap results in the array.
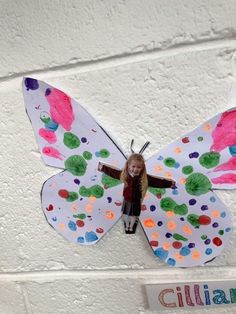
[
  {"xmin": 130, "ymin": 139, "xmax": 135, "ymax": 153},
  {"xmin": 139, "ymin": 141, "xmax": 150, "ymax": 154}
]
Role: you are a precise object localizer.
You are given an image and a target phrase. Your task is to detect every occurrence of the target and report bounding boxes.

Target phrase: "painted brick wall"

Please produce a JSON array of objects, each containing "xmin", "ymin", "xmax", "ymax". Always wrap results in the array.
[{"xmin": 1, "ymin": 1, "xmax": 236, "ymax": 313}]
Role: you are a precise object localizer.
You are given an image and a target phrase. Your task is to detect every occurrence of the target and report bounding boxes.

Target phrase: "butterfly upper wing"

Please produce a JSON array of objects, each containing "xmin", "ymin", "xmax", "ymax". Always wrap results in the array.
[
  {"xmin": 140, "ymin": 108, "xmax": 235, "ymax": 267},
  {"xmin": 23, "ymin": 77, "xmax": 126, "ymax": 245}
]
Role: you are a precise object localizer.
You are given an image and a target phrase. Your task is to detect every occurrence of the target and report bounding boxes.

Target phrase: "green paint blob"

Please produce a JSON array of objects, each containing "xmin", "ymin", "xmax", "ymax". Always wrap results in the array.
[
  {"xmin": 90, "ymin": 185, "xmax": 104, "ymax": 198},
  {"xmin": 185, "ymin": 173, "xmax": 212, "ymax": 196},
  {"xmin": 160, "ymin": 197, "xmax": 176, "ymax": 211},
  {"xmin": 164, "ymin": 157, "xmax": 176, "ymax": 168},
  {"xmin": 198, "ymin": 136, "xmax": 203, "ymax": 142},
  {"xmin": 100, "ymin": 149, "xmax": 110, "ymax": 158},
  {"xmin": 187, "ymin": 214, "xmax": 200, "ymax": 227},
  {"xmin": 199, "ymin": 152, "xmax": 220, "ymax": 169},
  {"xmin": 63, "ymin": 132, "xmax": 80, "ymax": 149},
  {"xmin": 218, "ymin": 230, "xmax": 224, "ymax": 235},
  {"xmin": 102, "ymin": 174, "xmax": 121, "ymax": 188},
  {"xmin": 174, "ymin": 204, "xmax": 188, "ymax": 215},
  {"xmin": 201, "ymin": 234, "xmax": 208, "ymax": 240},
  {"xmin": 182, "ymin": 165, "xmax": 193, "ymax": 175},
  {"xmin": 148, "ymin": 187, "xmax": 166, "ymax": 197},
  {"xmin": 65, "ymin": 155, "xmax": 87, "ymax": 176},
  {"xmin": 173, "ymin": 233, "xmax": 188, "ymax": 241},
  {"xmin": 73, "ymin": 213, "xmax": 86, "ymax": 220},
  {"xmin": 67, "ymin": 191, "xmax": 78, "ymax": 202},
  {"xmin": 83, "ymin": 151, "xmax": 92, "ymax": 160},
  {"xmin": 79, "ymin": 186, "xmax": 91, "ymax": 197}
]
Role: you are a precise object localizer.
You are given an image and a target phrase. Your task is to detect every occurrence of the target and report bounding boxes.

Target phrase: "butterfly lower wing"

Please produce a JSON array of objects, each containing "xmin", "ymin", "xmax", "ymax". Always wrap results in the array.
[{"xmin": 140, "ymin": 188, "xmax": 232, "ymax": 267}]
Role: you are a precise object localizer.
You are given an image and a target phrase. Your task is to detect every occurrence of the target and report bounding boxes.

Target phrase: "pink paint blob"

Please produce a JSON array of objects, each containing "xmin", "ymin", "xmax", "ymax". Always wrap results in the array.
[
  {"xmin": 211, "ymin": 173, "xmax": 236, "ymax": 184},
  {"xmin": 214, "ymin": 156, "xmax": 236, "ymax": 172},
  {"xmin": 211, "ymin": 109, "xmax": 236, "ymax": 152},
  {"xmin": 46, "ymin": 88, "xmax": 74, "ymax": 131},
  {"xmin": 42, "ymin": 146, "xmax": 63, "ymax": 160},
  {"xmin": 39, "ymin": 128, "xmax": 57, "ymax": 144}
]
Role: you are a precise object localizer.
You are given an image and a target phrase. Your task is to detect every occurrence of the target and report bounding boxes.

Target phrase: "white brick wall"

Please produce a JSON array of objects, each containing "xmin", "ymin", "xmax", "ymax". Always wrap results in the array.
[{"xmin": 1, "ymin": 1, "xmax": 236, "ymax": 313}]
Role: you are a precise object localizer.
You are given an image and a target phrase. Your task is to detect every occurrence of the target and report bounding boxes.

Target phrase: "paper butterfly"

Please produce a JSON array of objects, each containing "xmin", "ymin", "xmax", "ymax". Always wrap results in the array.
[{"xmin": 23, "ymin": 77, "xmax": 235, "ymax": 268}]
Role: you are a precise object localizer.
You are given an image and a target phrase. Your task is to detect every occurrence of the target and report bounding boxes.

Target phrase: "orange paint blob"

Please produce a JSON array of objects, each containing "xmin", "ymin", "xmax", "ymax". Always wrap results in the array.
[
  {"xmin": 203, "ymin": 123, "xmax": 212, "ymax": 132},
  {"xmin": 211, "ymin": 210, "xmax": 220, "ymax": 218},
  {"xmin": 182, "ymin": 224, "xmax": 193, "ymax": 235},
  {"xmin": 174, "ymin": 147, "xmax": 182, "ymax": 154},
  {"xmin": 143, "ymin": 218, "xmax": 156, "ymax": 228},
  {"xmin": 89, "ymin": 196, "xmax": 97, "ymax": 203},
  {"xmin": 163, "ymin": 242, "xmax": 171, "ymax": 250},
  {"xmin": 105, "ymin": 210, "xmax": 115, "ymax": 220},
  {"xmin": 179, "ymin": 177, "xmax": 187, "ymax": 184},
  {"xmin": 166, "ymin": 211, "xmax": 175, "ymax": 218},
  {"xmin": 192, "ymin": 250, "xmax": 201, "ymax": 260},
  {"xmin": 167, "ymin": 220, "xmax": 176, "ymax": 230},
  {"xmin": 155, "ymin": 165, "xmax": 163, "ymax": 172},
  {"xmin": 175, "ymin": 253, "xmax": 185, "ymax": 262},
  {"xmin": 58, "ymin": 223, "xmax": 65, "ymax": 230},
  {"xmin": 70, "ymin": 204, "xmax": 78, "ymax": 212},
  {"xmin": 151, "ymin": 232, "xmax": 159, "ymax": 239},
  {"xmin": 85, "ymin": 204, "xmax": 93, "ymax": 213},
  {"xmin": 164, "ymin": 172, "xmax": 172, "ymax": 178}
]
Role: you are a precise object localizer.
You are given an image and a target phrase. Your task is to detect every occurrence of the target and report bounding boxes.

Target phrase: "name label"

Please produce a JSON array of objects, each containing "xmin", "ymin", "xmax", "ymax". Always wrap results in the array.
[{"xmin": 146, "ymin": 281, "xmax": 236, "ymax": 310}]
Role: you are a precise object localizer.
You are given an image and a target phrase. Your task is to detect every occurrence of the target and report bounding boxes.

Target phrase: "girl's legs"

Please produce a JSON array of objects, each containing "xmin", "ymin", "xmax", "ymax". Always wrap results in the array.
[
  {"xmin": 129, "ymin": 215, "xmax": 138, "ymax": 231},
  {"xmin": 123, "ymin": 214, "xmax": 129, "ymax": 231}
]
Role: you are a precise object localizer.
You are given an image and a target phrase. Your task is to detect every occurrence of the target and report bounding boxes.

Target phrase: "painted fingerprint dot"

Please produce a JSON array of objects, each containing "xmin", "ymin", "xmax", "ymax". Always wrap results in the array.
[
  {"xmin": 204, "ymin": 239, "xmax": 211, "ymax": 245},
  {"xmin": 24, "ymin": 77, "xmax": 39, "ymax": 90},
  {"xmin": 68, "ymin": 221, "xmax": 77, "ymax": 231},
  {"xmin": 58, "ymin": 189, "xmax": 69, "ymax": 198},
  {"xmin": 188, "ymin": 243, "xmax": 195, "ymax": 248},
  {"xmin": 83, "ymin": 151, "xmax": 92, "ymax": 160},
  {"xmin": 199, "ymin": 152, "xmax": 220, "ymax": 169},
  {"xmin": 167, "ymin": 258, "xmax": 176, "ymax": 266},
  {"xmin": 180, "ymin": 246, "xmax": 191, "ymax": 256},
  {"xmin": 182, "ymin": 165, "xmax": 194, "ymax": 175},
  {"xmin": 198, "ymin": 136, "xmax": 204, "ymax": 142},
  {"xmin": 198, "ymin": 215, "xmax": 211, "ymax": 225},
  {"xmin": 143, "ymin": 218, "xmax": 156, "ymax": 228},
  {"xmin": 157, "ymin": 221, "xmax": 163, "ymax": 227},
  {"xmin": 74, "ymin": 179, "xmax": 80, "ymax": 185},
  {"xmin": 229, "ymin": 146, "xmax": 236, "ymax": 156},
  {"xmin": 218, "ymin": 230, "xmax": 224, "ymax": 235},
  {"xmin": 76, "ymin": 220, "xmax": 85, "ymax": 227},
  {"xmin": 77, "ymin": 237, "xmax": 85, "ymax": 243},
  {"xmin": 141, "ymin": 205, "xmax": 147, "ymax": 211},
  {"xmin": 174, "ymin": 162, "xmax": 180, "ymax": 168},
  {"xmin": 81, "ymin": 137, "xmax": 87, "ymax": 143},
  {"xmin": 85, "ymin": 231, "xmax": 98, "ymax": 242},
  {"xmin": 63, "ymin": 132, "xmax": 80, "ymax": 149},
  {"xmin": 180, "ymin": 217, "xmax": 185, "ymax": 221},
  {"xmin": 150, "ymin": 240, "xmax": 159, "ymax": 247},
  {"xmin": 189, "ymin": 152, "xmax": 199, "ymax": 159},
  {"xmin": 172, "ymin": 189, "xmax": 178, "ymax": 195},
  {"xmin": 107, "ymin": 197, "xmax": 112, "ymax": 203},
  {"xmin": 201, "ymin": 205, "xmax": 208, "ymax": 211},
  {"xmin": 164, "ymin": 157, "xmax": 176, "ymax": 167},
  {"xmin": 64, "ymin": 155, "xmax": 87, "ymax": 176},
  {"xmin": 189, "ymin": 199, "xmax": 196, "ymax": 205},
  {"xmin": 172, "ymin": 241, "xmax": 182, "ymax": 249},
  {"xmin": 225, "ymin": 227, "xmax": 231, "ymax": 232},
  {"xmin": 221, "ymin": 211, "xmax": 226, "ymax": 218},
  {"xmin": 105, "ymin": 210, "xmax": 115, "ymax": 220},
  {"xmin": 212, "ymin": 222, "xmax": 219, "ymax": 228},
  {"xmin": 205, "ymin": 248, "xmax": 213, "ymax": 255},
  {"xmin": 165, "ymin": 232, "xmax": 172, "ymax": 238},
  {"xmin": 150, "ymin": 205, "xmax": 156, "ymax": 212},
  {"xmin": 185, "ymin": 173, "xmax": 212, "ymax": 196},
  {"xmin": 96, "ymin": 228, "xmax": 104, "ymax": 233},
  {"xmin": 95, "ymin": 151, "xmax": 100, "ymax": 157},
  {"xmin": 213, "ymin": 237, "xmax": 222, "ymax": 246},
  {"xmin": 182, "ymin": 137, "xmax": 189, "ymax": 144},
  {"xmin": 90, "ymin": 185, "xmax": 104, "ymax": 198},
  {"xmin": 46, "ymin": 204, "xmax": 54, "ymax": 211},
  {"xmin": 154, "ymin": 248, "xmax": 168, "ymax": 261},
  {"xmin": 157, "ymin": 155, "xmax": 164, "ymax": 160},
  {"xmin": 201, "ymin": 234, "xmax": 208, "ymax": 240},
  {"xmin": 67, "ymin": 192, "xmax": 79, "ymax": 202},
  {"xmin": 99, "ymin": 149, "xmax": 110, "ymax": 158},
  {"xmin": 210, "ymin": 196, "xmax": 216, "ymax": 202}
]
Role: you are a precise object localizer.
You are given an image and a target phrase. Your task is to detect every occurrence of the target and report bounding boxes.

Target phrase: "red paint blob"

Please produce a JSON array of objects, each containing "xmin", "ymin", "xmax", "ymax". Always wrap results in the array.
[
  {"xmin": 47, "ymin": 204, "xmax": 54, "ymax": 211},
  {"xmin": 157, "ymin": 194, "xmax": 162, "ymax": 199},
  {"xmin": 114, "ymin": 201, "xmax": 122, "ymax": 206},
  {"xmin": 76, "ymin": 220, "xmax": 85, "ymax": 227},
  {"xmin": 58, "ymin": 189, "xmax": 69, "ymax": 198},
  {"xmin": 182, "ymin": 137, "xmax": 190, "ymax": 144},
  {"xmin": 172, "ymin": 241, "xmax": 182, "ymax": 249},
  {"xmin": 150, "ymin": 241, "xmax": 159, "ymax": 247},
  {"xmin": 198, "ymin": 215, "xmax": 211, "ymax": 225},
  {"xmin": 141, "ymin": 204, "xmax": 147, "ymax": 211},
  {"xmin": 96, "ymin": 228, "xmax": 104, "ymax": 233},
  {"xmin": 213, "ymin": 237, "xmax": 222, "ymax": 246}
]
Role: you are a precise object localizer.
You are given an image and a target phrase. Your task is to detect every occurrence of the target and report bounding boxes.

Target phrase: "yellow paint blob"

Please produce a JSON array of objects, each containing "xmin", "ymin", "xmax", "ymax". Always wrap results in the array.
[{"xmin": 143, "ymin": 218, "xmax": 156, "ymax": 228}]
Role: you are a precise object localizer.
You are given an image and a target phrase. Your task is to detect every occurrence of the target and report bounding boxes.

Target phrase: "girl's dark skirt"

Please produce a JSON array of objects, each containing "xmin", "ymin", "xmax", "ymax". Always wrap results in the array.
[{"xmin": 121, "ymin": 199, "xmax": 141, "ymax": 216}]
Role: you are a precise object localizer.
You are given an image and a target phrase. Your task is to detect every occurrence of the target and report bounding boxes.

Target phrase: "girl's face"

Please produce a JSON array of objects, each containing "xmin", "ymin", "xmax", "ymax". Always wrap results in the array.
[{"xmin": 128, "ymin": 160, "xmax": 143, "ymax": 176}]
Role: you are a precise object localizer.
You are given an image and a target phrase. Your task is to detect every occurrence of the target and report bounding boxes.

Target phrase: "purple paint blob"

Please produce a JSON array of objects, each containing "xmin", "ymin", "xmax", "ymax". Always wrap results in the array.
[
  {"xmin": 201, "ymin": 205, "xmax": 208, "ymax": 211},
  {"xmin": 157, "ymin": 221, "xmax": 163, "ymax": 226},
  {"xmin": 188, "ymin": 243, "xmax": 195, "ymax": 248},
  {"xmin": 25, "ymin": 78, "xmax": 39, "ymax": 90},
  {"xmin": 74, "ymin": 179, "xmax": 80, "ymax": 185},
  {"xmin": 165, "ymin": 232, "xmax": 172, "ymax": 238},
  {"xmin": 81, "ymin": 137, "xmax": 87, "ymax": 143},
  {"xmin": 189, "ymin": 199, "xmax": 196, "ymax": 205},
  {"xmin": 212, "ymin": 222, "xmax": 219, "ymax": 228},
  {"xmin": 150, "ymin": 205, "xmax": 156, "ymax": 212}
]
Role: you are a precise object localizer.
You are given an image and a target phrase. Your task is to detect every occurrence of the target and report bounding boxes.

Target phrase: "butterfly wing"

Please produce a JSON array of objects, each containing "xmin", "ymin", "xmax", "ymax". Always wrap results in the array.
[
  {"xmin": 23, "ymin": 77, "xmax": 126, "ymax": 245},
  {"xmin": 140, "ymin": 108, "xmax": 235, "ymax": 266}
]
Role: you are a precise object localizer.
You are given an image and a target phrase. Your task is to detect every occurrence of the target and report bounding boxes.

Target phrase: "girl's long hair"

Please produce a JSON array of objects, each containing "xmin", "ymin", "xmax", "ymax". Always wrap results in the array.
[{"xmin": 120, "ymin": 154, "xmax": 148, "ymax": 199}]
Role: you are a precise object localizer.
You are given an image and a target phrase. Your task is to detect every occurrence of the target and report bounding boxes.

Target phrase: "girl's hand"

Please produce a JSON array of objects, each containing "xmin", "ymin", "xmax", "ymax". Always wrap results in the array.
[
  {"xmin": 98, "ymin": 162, "xmax": 103, "ymax": 171},
  {"xmin": 171, "ymin": 180, "xmax": 176, "ymax": 188}
]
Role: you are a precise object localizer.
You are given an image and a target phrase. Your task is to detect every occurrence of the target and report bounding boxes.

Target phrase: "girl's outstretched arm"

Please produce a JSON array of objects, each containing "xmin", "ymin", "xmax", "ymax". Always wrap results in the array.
[
  {"xmin": 147, "ymin": 174, "xmax": 175, "ymax": 188},
  {"xmin": 98, "ymin": 162, "xmax": 122, "ymax": 180}
]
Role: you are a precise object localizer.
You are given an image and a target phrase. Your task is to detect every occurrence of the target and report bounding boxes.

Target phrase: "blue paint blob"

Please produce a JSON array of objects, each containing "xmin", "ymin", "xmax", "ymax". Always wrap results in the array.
[
  {"xmin": 172, "ymin": 189, "xmax": 178, "ymax": 195},
  {"xmin": 205, "ymin": 248, "xmax": 213, "ymax": 255},
  {"xmin": 189, "ymin": 152, "xmax": 199, "ymax": 159},
  {"xmin": 157, "ymin": 155, "xmax": 164, "ymax": 160},
  {"xmin": 52, "ymin": 217, "xmax": 57, "ymax": 222},
  {"xmin": 180, "ymin": 246, "xmax": 191, "ymax": 256},
  {"xmin": 221, "ymin": 211, "xmax": 226, "ymax": 218},
  {"xmin": 212, "ymin": 222, "xmax": 219, "ymax": 228},
  {"xmin": 229, "ymin": 145, "xmax": 236, "ymax": 156},
  {"xmin": 95, "ymin": 151, "xmax": 100, "ymax": 157},
  {"xmin": 165, "ymin": 232, "xmax": 172, "ymax": 238},
  {"xmin": 25, "ymin": 78, "xmax": 39, "ymax": 90},
  {"xmin": 189, "ymin": 199, "xmax": 196, "ymax": 205},
  {"xmin": 201, "ymin": 205, "xmax": 208, "ymax": 211},
  {"xmin": 45, "ymin": 88, "xmax": 51, "ymax": 96},
  {"xmin": 150, "ymin": 205, "xmax": 156, "ymax": 212},
  {"xmin": 225, "ymin": 227, "xmax": 231, "ymax": 232},
  {"xmin": 210, "ymin": 196, "xmax": 216, "ymax": 203},
  {"xmin": 77, "ymin": 237, "xmax": 85, "ymax": 243},
  {"xmin": 188, "ymin": 243, "xmax": 195, "ymax": 248},
  {"xmin": 74, "ymin": 179, "xmax": 80, "ymax": 185},
  {"xmin": 167, "ymin": 258, "xmax": 176, "ymax": 266},
  {"xmin": 81, "ymin": 137, "xmax": 87, "ymax": 143},
  {"xmin": 45, "ymin": 120, "xmax": 59, "ymax": 131},
  {"xmin": 85, "ymin": 231, "xmax": 98, "ymax": 242},
  {"xmin": 68, "ymin": 220, "xmax": 77, "ymax": 231},
  {"xmin": 154, "ymin": 248, "xmax": 168, "ymax": 260},
  {"xmin": 174, "ymin": 162, "xmax": 180, "ymax": 168}
]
